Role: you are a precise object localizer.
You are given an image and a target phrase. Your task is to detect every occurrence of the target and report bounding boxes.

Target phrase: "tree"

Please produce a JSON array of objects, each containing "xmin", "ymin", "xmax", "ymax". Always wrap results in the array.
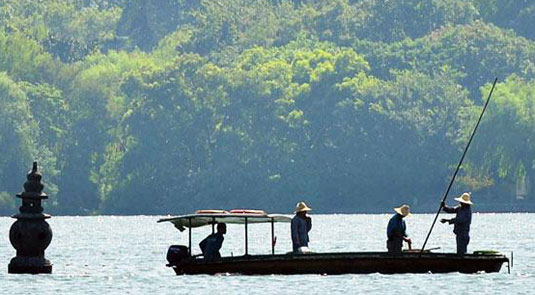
[{"xmin": 462, "ymin": 75, "xmax": 535, "ymax": 202}]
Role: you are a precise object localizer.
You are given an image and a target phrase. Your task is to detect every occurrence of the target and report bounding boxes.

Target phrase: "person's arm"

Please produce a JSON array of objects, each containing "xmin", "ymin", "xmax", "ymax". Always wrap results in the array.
[
  {"xmin": 401, "ymin": 220, "xmax": 412, "ymax": 246},
  {"xmin": 401, "ymin": 220, "xmax": 407, "ymax": 237},
  {"xmin": 403, "ymin": 236, "xmax": 412, "ymax": 248},
  {"xmin": 305, "ymin": 215, "xmax": 312, "ymax": 232},
  {"xmin": 440, "ymin": 203, "xmax": 459, "ymax": 223},
  {"xmin": 214, "ymin": 236, "xmax": 224, "ymax": 251},
  {"xmin": 441, "ymin": 202, "xmax": 459, "ymax": 214},
  {"xmin": 291, "ymin": 219, "xmax": 300, "ymax": 245},
  {"xmin": 449, "ymin": 208, "xmax": 468, "ymax": 225},
  {"xmin": 298, "ymin": 218, "xmax": 309, "ymax": 245}
]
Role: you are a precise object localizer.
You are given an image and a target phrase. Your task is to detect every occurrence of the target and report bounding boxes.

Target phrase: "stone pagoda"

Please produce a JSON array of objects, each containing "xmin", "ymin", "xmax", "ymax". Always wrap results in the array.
[{"xmin": 8, "ymin": 161, "xmax": 53, "ymax": 274}]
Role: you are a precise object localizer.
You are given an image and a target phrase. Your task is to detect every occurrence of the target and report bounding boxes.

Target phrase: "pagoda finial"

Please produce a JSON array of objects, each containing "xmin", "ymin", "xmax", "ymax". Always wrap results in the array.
[{"xmin": 23, "ymin": 161, "xmax": 43, "ymax": 194}]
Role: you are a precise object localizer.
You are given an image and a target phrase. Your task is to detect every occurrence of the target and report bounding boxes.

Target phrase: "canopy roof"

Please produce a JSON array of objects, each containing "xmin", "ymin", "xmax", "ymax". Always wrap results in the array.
[{"xmin": 158, "ymin": 213, "xmax": 291, "ymax": 232}]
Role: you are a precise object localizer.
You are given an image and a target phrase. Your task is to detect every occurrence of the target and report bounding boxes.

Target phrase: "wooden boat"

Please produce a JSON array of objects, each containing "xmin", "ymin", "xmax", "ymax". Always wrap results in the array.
[{"xmin": 158, "ymin": 211, "xmax": 509, "ymax": 275}]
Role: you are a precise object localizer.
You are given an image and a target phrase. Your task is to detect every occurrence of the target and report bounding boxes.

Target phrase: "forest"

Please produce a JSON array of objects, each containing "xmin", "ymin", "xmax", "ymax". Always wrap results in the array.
[{"xmin": 0, "ymin": 0, "xmax": 534, "ymax": 215}]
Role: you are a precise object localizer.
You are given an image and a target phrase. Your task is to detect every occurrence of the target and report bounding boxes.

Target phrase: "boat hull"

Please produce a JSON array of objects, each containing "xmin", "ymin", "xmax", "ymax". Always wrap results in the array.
[{"xmin": 169, "ymin": 252, "xmax": 508, "ymax": 275}]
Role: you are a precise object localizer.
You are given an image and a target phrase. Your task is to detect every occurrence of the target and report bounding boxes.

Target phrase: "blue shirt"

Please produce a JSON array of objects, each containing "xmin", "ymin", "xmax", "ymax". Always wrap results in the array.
[
  {"xmin": 291, "ymin": 215, "xmax": 311, "ymax": 251},
  {"xmin": 387, "ymin": 214, "xmax": 407, "ymax": 240},
  {"xmin": 443, "ymin": 204, "xmax": 472, "ymax": 236},
  {"xmin": 199, "ymin": 233, "xmax": 224, "ymax": 261}
]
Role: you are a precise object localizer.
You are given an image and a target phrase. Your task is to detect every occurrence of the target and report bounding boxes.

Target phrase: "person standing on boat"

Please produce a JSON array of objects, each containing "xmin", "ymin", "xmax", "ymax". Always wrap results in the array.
[
  {"xmin": 199, "ymin": 222, "xmax": 226, "ymax": 261},
  {"xmin": 291, "ymin": 202, "xmax": 312, "ymax": 253},
  {"xmin": 386, "ymin": 204, "xmax": 412, "ymax": 254},
  {"xmin": 440, "ymin": 192, "xmax": 473, "ymax": 255}
]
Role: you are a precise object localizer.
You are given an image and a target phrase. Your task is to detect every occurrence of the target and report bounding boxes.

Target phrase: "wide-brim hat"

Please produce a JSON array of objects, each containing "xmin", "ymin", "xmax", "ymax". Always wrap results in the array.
[
  {"xmin": 394, "ymin": 204, "xmax": 411, "ymax": 217},
  {"xmin": 295, "ymin": 202, "xmax": 312, "ymax": 213},
  {"xmin": 454, "ymin": 192, "xmax": 473, "ymax": 205}
]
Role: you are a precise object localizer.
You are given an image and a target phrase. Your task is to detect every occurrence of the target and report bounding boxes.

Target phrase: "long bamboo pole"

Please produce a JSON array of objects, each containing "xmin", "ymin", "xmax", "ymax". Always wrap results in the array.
[{"xmin": 420, "ymin": 78, "xmax": 498, "ymax": 255}]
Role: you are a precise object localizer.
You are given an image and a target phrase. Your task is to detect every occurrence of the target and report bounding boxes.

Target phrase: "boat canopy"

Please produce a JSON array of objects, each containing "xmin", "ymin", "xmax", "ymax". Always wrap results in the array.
[{"xmin": 158, "ymin": 213, "xmax": 291, "ymax": 232}]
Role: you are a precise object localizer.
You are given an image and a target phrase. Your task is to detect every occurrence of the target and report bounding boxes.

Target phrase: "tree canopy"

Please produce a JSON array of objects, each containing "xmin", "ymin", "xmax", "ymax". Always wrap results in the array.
[{"xmin": 0, "ymin": 0, "xmax": 534, "ymax": 215}]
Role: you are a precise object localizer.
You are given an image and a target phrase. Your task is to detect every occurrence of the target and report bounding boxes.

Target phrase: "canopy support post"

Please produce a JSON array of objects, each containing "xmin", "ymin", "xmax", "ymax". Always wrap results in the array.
[
  {"xmin": 212, "ymin": 217, "xmax": 215, "ymax": 234},
  {"xmin": 245, "ymin": 217, "xmax": 248, "ymax": 256},
  {"xmin": 271, "ymin": 217, "xmax": 275, "ymax": 255},
  {"xmin": 188, "ymin": 217, "xmax": 192, "ymax": 255}
]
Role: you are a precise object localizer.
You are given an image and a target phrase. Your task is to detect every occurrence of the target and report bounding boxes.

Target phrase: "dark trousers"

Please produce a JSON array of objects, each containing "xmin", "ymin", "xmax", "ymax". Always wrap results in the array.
[
  {"xmin": 456, "ymin": 235, "xmax": 470, "ymax": 255},
  {"xmin": 387, "ymin": 238, "xmax": 402, "ymax": 254}
]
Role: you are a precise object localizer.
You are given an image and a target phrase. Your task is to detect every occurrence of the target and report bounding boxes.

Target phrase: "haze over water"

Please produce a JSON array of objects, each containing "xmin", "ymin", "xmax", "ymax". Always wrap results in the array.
[{"xmin": 1, "ymin": 214, "xmax": 532, "ymax": 294}]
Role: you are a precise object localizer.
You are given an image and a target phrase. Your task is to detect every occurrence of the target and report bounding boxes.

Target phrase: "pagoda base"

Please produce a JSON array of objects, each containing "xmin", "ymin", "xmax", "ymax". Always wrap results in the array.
[{"xmin": 8, "ymin": 256, "xmax": 52, "ymax": 274}]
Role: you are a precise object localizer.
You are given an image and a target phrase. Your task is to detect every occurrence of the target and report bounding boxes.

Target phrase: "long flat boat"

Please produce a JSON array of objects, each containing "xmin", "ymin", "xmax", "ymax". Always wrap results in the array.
[
  {"xmin": 158, "ymin": 211, "xmax": 509, "ymax": 275},
  {"xmin": 170, "ymin": 252, "xmax": 507, "ymax": 275}
]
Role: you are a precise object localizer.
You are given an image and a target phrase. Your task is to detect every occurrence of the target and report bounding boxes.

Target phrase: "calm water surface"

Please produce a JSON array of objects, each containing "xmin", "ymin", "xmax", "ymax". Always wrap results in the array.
[{"xmin": 0, "ymin": 214, "xmax": 533, "ymax": 294}]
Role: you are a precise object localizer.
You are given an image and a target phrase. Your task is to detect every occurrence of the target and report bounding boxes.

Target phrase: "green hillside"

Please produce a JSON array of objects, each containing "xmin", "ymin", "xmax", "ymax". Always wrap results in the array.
[{"xmin": 1, "ymin": 0, "xmax": 534, "ymax": 215}]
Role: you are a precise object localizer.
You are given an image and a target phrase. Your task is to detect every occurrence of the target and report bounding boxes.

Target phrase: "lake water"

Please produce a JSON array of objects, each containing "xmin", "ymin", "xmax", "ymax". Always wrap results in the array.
[{"xmin": 0, "ymin": 213, "xmax": 533, "ymax": 294}]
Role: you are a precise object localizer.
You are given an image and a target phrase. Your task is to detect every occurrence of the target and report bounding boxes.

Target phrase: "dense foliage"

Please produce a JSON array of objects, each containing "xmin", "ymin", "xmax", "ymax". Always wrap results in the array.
[{"xmin": 1, "ymin": 0, "xmax": 534, "ymax": 215}]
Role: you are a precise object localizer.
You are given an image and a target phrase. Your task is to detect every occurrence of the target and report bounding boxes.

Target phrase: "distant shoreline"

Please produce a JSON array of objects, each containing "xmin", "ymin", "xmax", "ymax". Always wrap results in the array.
[{"xmin": 2, "ymin": 210, "xmax": 535, "ymax": 217}]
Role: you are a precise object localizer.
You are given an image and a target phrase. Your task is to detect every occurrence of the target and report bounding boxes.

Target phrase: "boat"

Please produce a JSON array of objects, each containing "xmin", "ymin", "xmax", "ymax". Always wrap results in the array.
[{"xmin": 158, "ymin": 211, "xmax": 510, "ymax": 275}]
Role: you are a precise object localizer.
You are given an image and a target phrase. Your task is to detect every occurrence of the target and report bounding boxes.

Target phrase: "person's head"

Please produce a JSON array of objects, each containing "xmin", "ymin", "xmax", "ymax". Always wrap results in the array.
[
  {"xmin": 455, "ymin": 192, "xmax": 473, "ymax": 207},
  {"xmin": 394, "ymin": 204, "xmax": 411, "ymax": 218},
  {"xmin": 294, "ymin": 201, "xmax": 312, "ymax": 216},
  {"xmin": 217, "ymin": 223, "xmax": 227, "ymax": 234}
]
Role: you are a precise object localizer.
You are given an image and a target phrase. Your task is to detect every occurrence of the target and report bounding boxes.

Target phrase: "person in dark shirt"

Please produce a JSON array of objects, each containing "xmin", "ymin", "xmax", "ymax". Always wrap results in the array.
[
  {"xmin": 440, "ymin": 192, "xmax": 473, "ymax": 255},
  {"xmin": 199, "ymin": 223, "xmax": 226, "ymax": 261},
  {"xmin": 291, "ymin": 202, "xmax": 312, "ymax": 253},
  {"xmin": 386, "ymin": 204, "xmax": 412, "ymax": 254}
]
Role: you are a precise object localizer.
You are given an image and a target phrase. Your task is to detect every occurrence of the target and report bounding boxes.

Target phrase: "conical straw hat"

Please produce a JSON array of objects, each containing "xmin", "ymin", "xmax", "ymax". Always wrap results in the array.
[
  {"xmin": 295, "ymin": 202, "xmax": 312, "ymax": 213},
  {"xmin": 394, "ymin": 204, "xmax": 411, "ymax": 217},
  {"xmin": 454, "ymin": 192, "xmax": 473, "ymax": 205}
]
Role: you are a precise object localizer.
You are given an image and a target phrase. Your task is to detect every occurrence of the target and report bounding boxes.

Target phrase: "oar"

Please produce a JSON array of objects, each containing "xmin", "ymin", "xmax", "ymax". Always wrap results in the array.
[{"xmin": 419, "ymin": 78, "xmax": 498, "ymax": 256}]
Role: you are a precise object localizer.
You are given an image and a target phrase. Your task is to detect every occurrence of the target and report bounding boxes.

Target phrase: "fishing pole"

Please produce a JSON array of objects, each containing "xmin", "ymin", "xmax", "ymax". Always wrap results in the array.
[{"xmin": 419, "ymin": 77, "xmax": 498, "ymax": 256}]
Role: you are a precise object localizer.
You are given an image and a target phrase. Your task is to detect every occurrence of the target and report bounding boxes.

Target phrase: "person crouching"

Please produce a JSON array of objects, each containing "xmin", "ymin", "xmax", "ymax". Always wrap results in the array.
[{"xmin": 199, "ymin": 223, "xmax": 226, "ymax": 261}]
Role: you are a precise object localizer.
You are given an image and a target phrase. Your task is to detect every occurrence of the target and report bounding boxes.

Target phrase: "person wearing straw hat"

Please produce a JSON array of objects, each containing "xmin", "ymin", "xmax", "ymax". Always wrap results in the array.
[
  {"xmin": 386, "ymin": 204, "xmax": 412, "ymax": 254},
  {"xmin": 291, "ymin": 202, "xmax": 312, "ymax": 253},
  {"xmin": 440, "ymin": 192, "xmax": 473, "ymax": 255}
]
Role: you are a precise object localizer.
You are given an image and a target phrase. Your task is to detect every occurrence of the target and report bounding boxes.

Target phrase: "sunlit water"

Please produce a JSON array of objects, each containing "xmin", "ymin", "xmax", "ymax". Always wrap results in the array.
[{"xmin": 0, "ymin": 214, "xmax": 532, "ymax": 294}]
